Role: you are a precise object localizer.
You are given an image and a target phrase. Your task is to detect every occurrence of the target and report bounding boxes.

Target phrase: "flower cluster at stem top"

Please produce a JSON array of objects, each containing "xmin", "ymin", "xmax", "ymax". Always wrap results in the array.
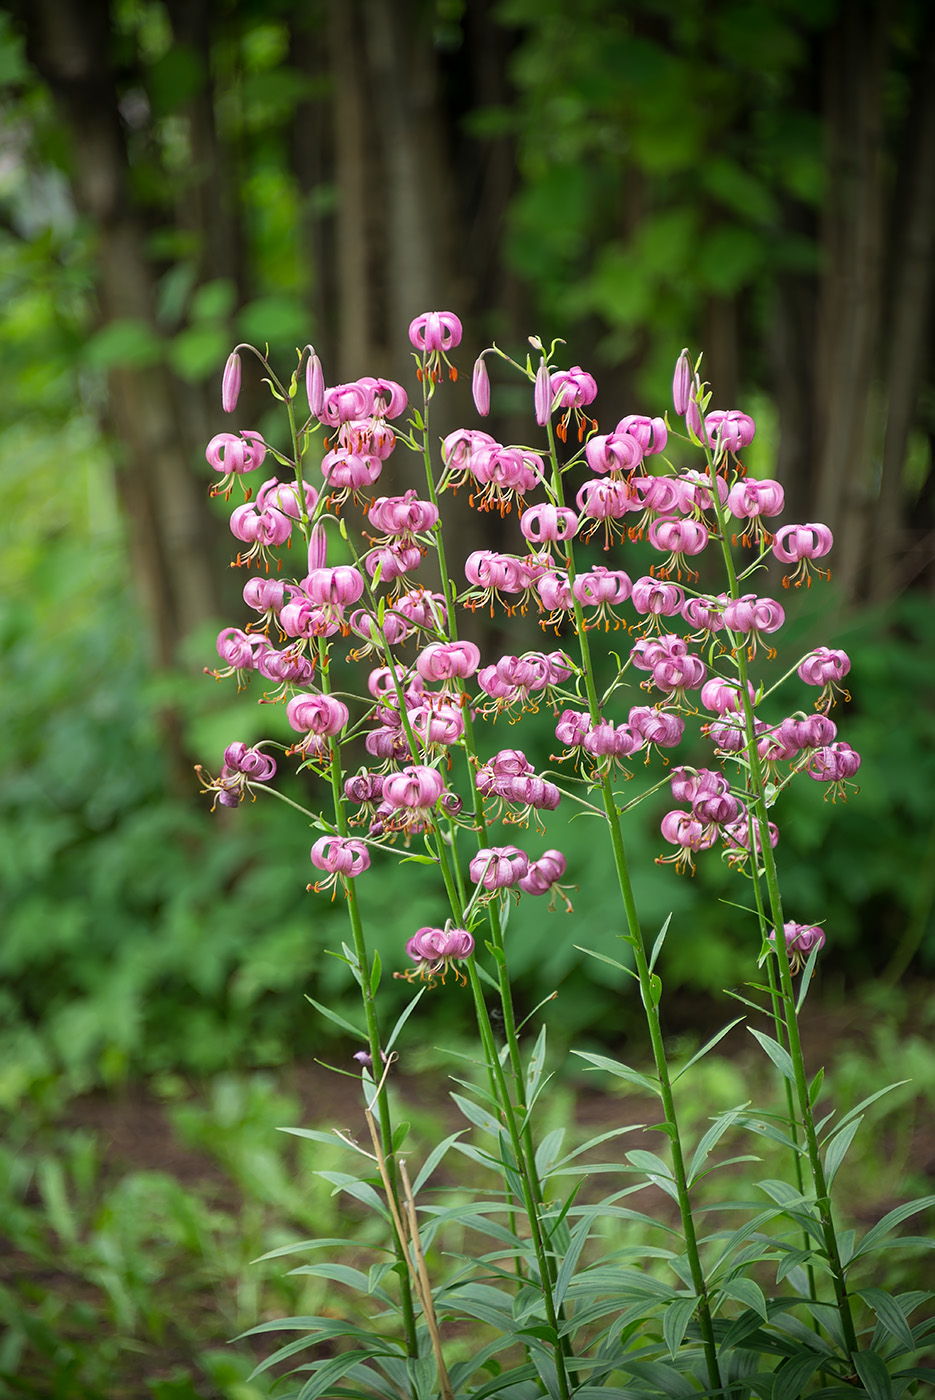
[{"xmin": 199, "ymin": 320, "xmax": 858, "ymax": 980}]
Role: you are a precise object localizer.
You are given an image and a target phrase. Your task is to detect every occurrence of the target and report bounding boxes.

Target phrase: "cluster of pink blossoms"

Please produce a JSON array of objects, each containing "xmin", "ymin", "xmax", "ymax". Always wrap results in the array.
[{"xmin": 201, "ymin": 318, "xmax": 860, "ymax": 982}]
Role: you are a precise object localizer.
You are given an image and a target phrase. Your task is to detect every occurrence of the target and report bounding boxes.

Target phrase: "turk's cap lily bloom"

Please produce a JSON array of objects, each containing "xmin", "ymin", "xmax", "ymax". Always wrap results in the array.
[
  {"xmin": 769, "ymin": 921, "xmax": 826, "ymax": 972},
  {"xmin": 403, "ymin": 924, "xmax": 474, "ymax": 983},
  {"xmin": 408, "ymin": 311, "xmax": 462, "ymax": 354},
  {"xmin": 310, "ymin": 835, "xmax": 371, "ymax": 878},
  {"xmin": 469, "ymin": 845, "xmax": 529, "ymax": 891}
]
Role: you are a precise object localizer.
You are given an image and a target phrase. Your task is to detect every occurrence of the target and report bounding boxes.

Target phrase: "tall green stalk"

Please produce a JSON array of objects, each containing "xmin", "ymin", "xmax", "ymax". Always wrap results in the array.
[
  {"xmin": 703, "ymin": 430, "xmax": 859, "ymax": 1355},
  {"xmin": 547, "ymin": 412, "xmax": 724, "ymax": 1394}
]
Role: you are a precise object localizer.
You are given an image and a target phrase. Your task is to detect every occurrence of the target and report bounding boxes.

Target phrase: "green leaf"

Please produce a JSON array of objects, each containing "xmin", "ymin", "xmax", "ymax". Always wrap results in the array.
[
  {"xmin": 851, "ymin": 1196, "xmax": 935, "ymax": 1261},
  {"xmin": 304, "ymin": 996, "xmax": 366, "ymax": 1041},
  {"xmin": 648, "ymin": 913, "xmax": 672, "ymax": 972},
  {"xmin": 747, "ymin": 1027, "xmax": 795, "ymax": 1082},
  {"xmin": 775, "ymin": 1246, "xmax": 818, "ymax": 1283},
  {"xmin": 857, "ymin": 1288, "xmax": 917, "ymax": 1354},
  {"xmin": 525, "ymin": 1023, "xmax": 547, "ymax": 1103},
  {"xmin": 450, "ymin": 1091, "xmax": 504, "ymax": 1139},
  {"xmin": 809, "ymin": 1066, "xmax": 825, "ymax": 1106},
  {"xmin": 719, "ymin": 1276, "xmax": 767, "ymax": 1321},
  {"xmin": 288, "ymin": 1261, "xmax": 391, "ymax": 1301},
  {"xmin": 672, "ymin": 1018, "xmax": 744, "ymax": 1082},
  {"xmin": 296, "ymin": 1353, "xmax": 381, "ymax": 1400},
  {"xmin": 851, "ymin": 1349, "xmax": 894, "ymax": 1400},
  {"xmin": 554, "ymin": 1212, "xmax": 594, "ymax": 1309},
  {"xmin": 772, "ymin": 1354, "xmax": 822, "ymax": 1400},
  {"xmin": 737, "ymin": 1111, "xmax": 806, "ymax": 1154},
  {"xmin": 385, "ymin": 987, "xmax": 425, "ymax": 1054},
  {"xmin": 823, "ymin": 1115, "xmax": 862, "ymax": 1187},
  {"xmin": 616, "ymin": 1359, "xmax": 696, "ymax": 1397},
  {"xmin": 314, "ymin": 1174, "xmax": 390, "ymax": 1220},
  {"xmin": 254, "ymin": 1236, "xmax": 364, "ymax": 1263},
  {"xmin": 688, "ymin": 1102, "xmax": 748, "ymax": 1185},
  {"xmin": 572, "ymin": 1050, "xmax": 660, "ymax": 1096},
  {"xmin": 662, "ymin": 1295, "xmax": 696, "ymax": 1358},
  {"xmin": 391, "ymin": 1120, "xmax": 409, "ymax": 1152},
  {"xmin": 534, "ymin": 1127, "xmax": 565, "ymax": 1180},
  {"xmin": 625, "ymin": 1149, "xmax": 679, "ymax": 1200},
  {"xmin": 411, "ymin": 1131, "xmax": 465, "ymax": 1197},
  {"xmin": 574, "ymin": 945, "xmax": 636, "ymax": 977},
  {"xmin": 827, "ymin": 1081, "xmax": 911, "ymax": 1140},
  {"xmin": 550, "ymin": 1124, "xmax": 644, "ymax": 1173},
  {"xmin": 369, "ymin": 948, "xmax": 381, "ymax": 996},
  {"xmin": 795, "ymin": 940, "xmax": 822, "ymax": 1010}
]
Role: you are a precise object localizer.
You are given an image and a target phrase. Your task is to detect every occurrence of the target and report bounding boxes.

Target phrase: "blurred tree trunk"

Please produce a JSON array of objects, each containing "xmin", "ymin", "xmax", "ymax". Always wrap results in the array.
[
  {"xmin": 869, "ymin": 8, "xmax": 935, "ymax": 599},
  {"xmin": 814, "ymin": 0, "xmax": 888, "ymax": 601},
  {"xmin": 21, "ymin": 0, "xmax": 223, "ymax": 669},
  {"xmin": 291, "ymin": 1, "xmax": 337, "ymax": 367}
]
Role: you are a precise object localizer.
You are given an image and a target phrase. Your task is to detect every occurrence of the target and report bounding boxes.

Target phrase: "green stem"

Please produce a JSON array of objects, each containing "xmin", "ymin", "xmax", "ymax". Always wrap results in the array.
[
  {"xmin": 414, "ymin": 376, "xmax": 551, "ymax": 1204},
  {"xmin": 704, "ymin": 441, "xmax": 859, "ymax": 1355},
  {"xmin": 746, "ymin": 837, "xmax": 820, "ymax": 1313},
  {"xmin": 316, "ymin": 653, "xmax": 419, "ymax": 1360},
  {"xmin": 547, "ymin": 413, "xmax": 723, "ymax": 1393}
]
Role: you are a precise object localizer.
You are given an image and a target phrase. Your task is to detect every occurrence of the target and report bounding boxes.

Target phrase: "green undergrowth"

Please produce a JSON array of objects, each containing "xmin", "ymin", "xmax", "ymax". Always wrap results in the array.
[{"xmin": 2, "ymin": 1006, "xmax": 933, "ymax": 1399}]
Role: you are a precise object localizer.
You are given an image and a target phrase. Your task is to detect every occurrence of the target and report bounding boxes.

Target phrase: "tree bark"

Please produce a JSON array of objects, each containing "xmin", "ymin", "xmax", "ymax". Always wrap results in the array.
[
  {"xmin": 21, "ymin": 0, "xmax": 224, "ymax": 667},
  {"xmin": 814, "ymin": 0, "xmax": 888, "ymax": 601},
  {"xmin": 869, "ymin": 9, "xmax": 935, "ymax": 600}
]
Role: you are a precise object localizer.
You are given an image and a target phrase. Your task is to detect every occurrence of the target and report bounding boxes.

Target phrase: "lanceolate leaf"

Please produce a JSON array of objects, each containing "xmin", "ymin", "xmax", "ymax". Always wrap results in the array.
[
  {"xmin": 771, "ymin": 1353, "xmax": 822, "ymax": 1400},
  {"xmin": 449, "ymin": 1091, "xmax": 505, "ymax": 1139},
  {"xmin": 823, "ymin": 1115, "xmax": 863, "ymax": 1186},
  {"xmin": 662, "ymin": 1295, "xmax": 697, "ymax": 1358},
  {"xmin": 857, "ymin": 1287, "xmax": 917, "ymax": 1353},
  {"xmin": 649, "ymin": 913, "xmax": 673, "ymax": 973},
  {"xmin": 747, "ymin": 1027, "xmax": 795, "ymax": 1082},
  {"xmin": 851, "ymin": 1348, "xmax": 895, "ymax": 1400},
  {"xmin": 672, "ymin": 1018, "xmax": 745, "ymax": 1083},
  {"xmin": 304, "ymin": 996, "xmax": 366, "ymax": 1041},
  {"xmin": 385, "ymin": 986, "xmax": 425, "ymax": 1053},
  {"xmin": 851, "ymin": 1196, "xmax": 935, "ymax": 1261},
  {"xmin": 823, "ymin": 1081, "xmax": 911, "ymax": 1142},
  {"xmin": 687, "ymin": 1102, "xmax": 749, "ymax": 1185},
  {"xmin": 572, "ymin": 1050, "xmax": 660, "ymax": 1096},
  {"xmin": 410, "ymin": 1130, "xmax": 465, "ymax": 1197}
]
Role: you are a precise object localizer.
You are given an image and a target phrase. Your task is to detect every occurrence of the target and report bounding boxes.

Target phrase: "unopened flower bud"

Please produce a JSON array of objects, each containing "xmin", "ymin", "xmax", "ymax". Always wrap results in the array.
[
  {"xmin": 222, "ymin": 351, "xmax": 241, "ymax": 413},
  {"xmin": 305, "ymin": 349, "xmax": 325, "ymax": 418},
  {"xmin": 472, "ymin": 356, "xmax": 490, "ymax": 416},
  {"xmin": 534, "ymin": 363, "xmax": 552, "ymax": 426}
]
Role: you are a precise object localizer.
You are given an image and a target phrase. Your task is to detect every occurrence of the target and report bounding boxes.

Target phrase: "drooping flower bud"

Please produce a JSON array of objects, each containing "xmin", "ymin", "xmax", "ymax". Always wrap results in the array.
[
  {"xmin": 305, "ymin": 348, "xmax": 325, "ymax": 418},
  {"xmin": 472, "ymin": 355, "xmax": 491, "ymax": 416},
  {"xmin": 534, "ymin": 363, "xmax": 552, "ymax": 426},
  {"xmin": 672, "ymin": 349, "xmax": 691, "ymax": 416},
  {"xmin": 222, "ymin": 350, "xmax": 242, "ymax": 413}
]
